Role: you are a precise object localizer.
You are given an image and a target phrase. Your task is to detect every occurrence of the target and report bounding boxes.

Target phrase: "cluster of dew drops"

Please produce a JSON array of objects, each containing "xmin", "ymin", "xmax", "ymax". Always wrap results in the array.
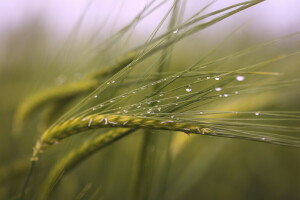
[
  {"xmin": 89, "ymin": 75, "xmax": 176, "ymax": 115},
  {"xmin": 184, "ymin": 75, "xmax": 246, "ymax": 98},
  {"xmin": 84, "ymin": 73, "xmax": 267, "ymax": 142},
  {"xmin": 185, "ymin": 75, "xmax": 261, "ymax": 116},
  {"xmin": 211, "ymin": 75, "xmax": 245, "ymax": 98},
  {"xmin": 88, "ymin": 74, "xmax": 262, "ymax": 118}
]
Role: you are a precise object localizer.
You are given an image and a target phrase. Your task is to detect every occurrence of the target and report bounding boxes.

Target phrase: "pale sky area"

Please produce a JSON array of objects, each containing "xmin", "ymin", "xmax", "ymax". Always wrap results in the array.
[{"xmin": 0, "ymin": 0, "xmax": 299, "ymax": 39}]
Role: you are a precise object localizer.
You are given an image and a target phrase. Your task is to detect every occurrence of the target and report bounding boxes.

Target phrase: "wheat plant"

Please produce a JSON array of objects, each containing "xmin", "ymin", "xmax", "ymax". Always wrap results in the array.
[{"xmin": 1, "ymin": 0, "xmax": 300, "ymax": 200}]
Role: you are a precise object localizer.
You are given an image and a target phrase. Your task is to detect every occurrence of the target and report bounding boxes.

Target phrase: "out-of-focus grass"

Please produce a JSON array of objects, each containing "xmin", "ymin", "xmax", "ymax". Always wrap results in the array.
[{"xmin": 1, "ymin": 2, "xmax": 300, "ymax": 200}]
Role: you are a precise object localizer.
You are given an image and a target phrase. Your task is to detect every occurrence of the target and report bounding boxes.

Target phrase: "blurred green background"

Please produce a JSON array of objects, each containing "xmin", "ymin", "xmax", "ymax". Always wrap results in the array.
[{"xmin": 1, "ymin": 1, "xmax": 300, "ymax": 200}]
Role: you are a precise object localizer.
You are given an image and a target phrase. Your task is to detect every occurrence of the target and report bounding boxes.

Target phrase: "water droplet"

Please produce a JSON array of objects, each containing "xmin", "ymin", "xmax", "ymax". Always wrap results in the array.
[
  {"xmin": 147, "ymin": 110, "xmax": 152, "ymax": 114},
  {"xmin": 157, "ymin": 100, "xmax": 161, "ymax": 103},
  {"xmin": 236, "ymin": 75, "xmax": 245, "ymax": 81},
  {"xmin": 171, "ymin": 115, "xmax": 174, "ymax": 118},
  {"xmin": 197, "ymin": 77, "xmax": 201, "ymax": 80},
  {"xmin": 122, "ymin": 95, "xmax": 126, "ymax": 98},
  {"xmin": 107, "ymin": 82, "xmax": 110, "ymax": 85},
  {"xmin": 110, "ymin": 99, "xmax": 115, "ymax": 103},
  {"xmin": 94, "ymin": 95, "xmax": 98, "ymax": 98},
  {"xmin": 224, "ymin": 94, "xmax": 229, "ymax": 97},
  {"xmin": 92, "ymin": 107, "xmax": 96, "ymax": 111},
  {"xmin": 88, "ymin": 118, "xmax": 93, "ymax": 127},
  {"xmin": 159, "ymin": 92, "xmax": 164, "ymax": 97},
  {"xmin": 123, "ymin": 110, "xmax": 128, "ymax": 113},
  {"xmin": 235, "ymin": 91, "xmax": 239, "ymax": 94},
  {"xmin": 186, "ymin": 85, "xmax": 192, "ymax": 92},
  {"xmin": 173, "ymin": 29, "xmax": 178, "ymax": 34},
  {"xmin": 200, "ymin": 111, "xmax": 203, "ymax": 114},
  {"xmin": 82, "ymin": 118, "xmax": 87, "ymax": 121},
  {"xmin": 100, "ymin": 104, "xmax": 103, "ymax": 107},
  {"xmin": 215, "ymin": 87, "xmax": 222, "ymax": 91},
  {"xmin": 137, "ymin": 105, "xmax": 141, "ymax": 108},
  {"xmin": 158, "ymin": 107, "xmax": 161, "ymax": 112},
  {"xmin": 112, "ymin": 80, "xmax": 115, "ymax": 83},
  {"xmin": 261, "ymin": 137, "xmax": 265, "ymax": 140},
  {"xmin": 219, "ymin": 94, "xmax": 222, "ymax": 97},
  {"xmin": 206, "ymin": 76, "xmax": 210, "ymax": 79},
  {"xmin": 255, "ymin": 112, "xmax": 260, "ymax": 116},
  {"xmin": 215, "ymin": 77, "xmax": 220, "ymax": 80},
  {"xmin": 176, "ymin": 96, "xmax": 180, "ymax": 99}
]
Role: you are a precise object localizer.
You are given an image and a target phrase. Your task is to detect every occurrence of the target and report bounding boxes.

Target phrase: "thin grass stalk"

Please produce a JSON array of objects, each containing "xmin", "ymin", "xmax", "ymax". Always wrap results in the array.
[
  {"xmin": 131, "ymin": 1, "xmax": 181, "ymax": 198},
  {"xmin": 74, "ymin": 183, "xmax": 93, "ymax": 200},
  {"xmin": 155, "ymin": 1, "xmax": 181, "ymax": 198}
]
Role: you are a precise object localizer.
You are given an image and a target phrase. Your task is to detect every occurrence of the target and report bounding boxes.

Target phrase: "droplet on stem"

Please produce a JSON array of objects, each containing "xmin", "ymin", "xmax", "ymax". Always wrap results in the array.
[
  {"xmin": 186, "ymin": 85, "xmax": 192, "ymax": 92},
  {"xmin": 215, "ymin": 87, "xmax": 222, "ymax": 91},
  {"xmin": 236, "ymin": 75, "xmax": 245, "ymax": 81}
]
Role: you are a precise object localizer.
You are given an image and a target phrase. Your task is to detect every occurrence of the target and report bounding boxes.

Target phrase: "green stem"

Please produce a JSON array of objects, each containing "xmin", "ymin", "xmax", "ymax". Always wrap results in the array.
[{"xmin": 19, "ymin": 161, "xmax": 35, "ymax": 200}]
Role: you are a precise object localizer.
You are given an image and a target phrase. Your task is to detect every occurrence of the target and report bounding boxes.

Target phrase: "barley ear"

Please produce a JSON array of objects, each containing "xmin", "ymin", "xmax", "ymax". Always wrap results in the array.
[
  {"xmin": 31, "ymin": 114, "xmax": 212, "ymax": 161},
  {"xmin": 13, "ymin": 80, "xmax": 98, "ymax": 136},
  {"xmin": 40, "ymin": 128, "xmax": 134, "ymax": 199}
]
